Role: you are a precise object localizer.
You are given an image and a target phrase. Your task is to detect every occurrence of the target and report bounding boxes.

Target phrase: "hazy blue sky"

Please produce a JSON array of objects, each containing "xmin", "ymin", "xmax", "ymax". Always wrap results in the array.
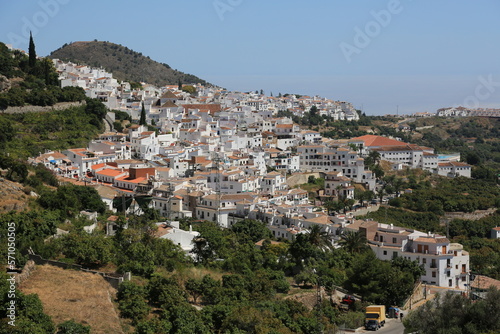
[{"xmin": 1, "ymin": 0, "xmax": 500, "ymax": 115}]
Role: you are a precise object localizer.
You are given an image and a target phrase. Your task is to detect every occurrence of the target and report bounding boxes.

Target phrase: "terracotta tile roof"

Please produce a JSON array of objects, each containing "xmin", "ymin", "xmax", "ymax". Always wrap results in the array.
[
  {"xmin": 438, "ymin": 161, "xmax": 470, "ymax": 167},
  {"xmin": 414, "ymin": 236, "xmax": 449, "ymax": 244},
  {"xmin": 91, "ymin": 163, "xmax": 106, "ymax": 170},
  {"xmin": 160, "ymin": 90, "xmax": 177, "ymax": 99},
  {"xmin": 182, "ymin": 104, "xmax": 222, "ymax": 115},
  {"xmin": 116, "ymin": 176, "xmax": 147, "ymax": 183},
  {"xmin": 471, "ymin": 275, "xmax": 500, "ymax": 290},
  {"xmin": 161, "ymin": 101, "xmax": 178, "ymax": 108},
  {"xmin": 96, "ymin": 169, "xmax": 124, "ymax": 177},
  {"xmin": 350, "ymin": 135, "xmax": 407, "ymax": 147},
  {"xmin": 276, "ymin": 124, "xmax": 293, "ymax": 128},
  {"xmin": 305, "ymin": 216, "xmax": 332, "ymax": 225}
]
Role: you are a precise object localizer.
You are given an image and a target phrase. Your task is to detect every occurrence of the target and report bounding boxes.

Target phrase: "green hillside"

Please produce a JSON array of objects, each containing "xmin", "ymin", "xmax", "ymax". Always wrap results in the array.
[{"xmin": 49, "ymin": 41, "xmax": 211, "ymax": 87}]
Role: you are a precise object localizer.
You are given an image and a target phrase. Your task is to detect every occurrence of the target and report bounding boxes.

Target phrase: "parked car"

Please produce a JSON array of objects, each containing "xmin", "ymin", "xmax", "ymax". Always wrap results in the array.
[{"xmin": 365, "ymin": 319, "xmax": 380, "ymax": 331}]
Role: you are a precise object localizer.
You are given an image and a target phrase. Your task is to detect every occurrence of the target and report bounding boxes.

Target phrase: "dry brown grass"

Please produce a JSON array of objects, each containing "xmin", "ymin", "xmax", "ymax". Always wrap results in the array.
[{"xmin": 20, "ymin": 264, "xmax": 124, "ymax": 334}]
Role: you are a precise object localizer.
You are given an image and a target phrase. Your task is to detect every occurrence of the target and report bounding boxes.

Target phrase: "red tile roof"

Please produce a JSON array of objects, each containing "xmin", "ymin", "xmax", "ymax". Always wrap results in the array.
[
  {"xmin": 182, "ymin": 104, "xmax": 222, "ymax": 115},
  {"xmin": 96, "ymin": 169, "xmax": 124, "ymax": 177},
  {"xmin": 351, "ymin": 135, "xmax": 407, "ymax": 147}
]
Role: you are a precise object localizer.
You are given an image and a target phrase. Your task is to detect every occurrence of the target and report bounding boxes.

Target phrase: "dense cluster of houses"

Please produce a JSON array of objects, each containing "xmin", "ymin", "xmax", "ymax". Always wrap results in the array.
[
  {"xmin": 31, "ymin": 59, "xmax": 475, "ymax": 290},
  {"xmin": 436, "ymin": 106, "xmax": 500, "ymax": 118}
]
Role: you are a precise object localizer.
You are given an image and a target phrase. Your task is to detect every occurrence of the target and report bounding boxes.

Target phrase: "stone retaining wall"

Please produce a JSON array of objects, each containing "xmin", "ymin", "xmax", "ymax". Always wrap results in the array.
[
  {"xmin": 28, "ymin": 253, "xmax": 129, "ymax": 289},
  {"xmin": 2, "ymin": 101, "xmax": 84, "ymax": 114}
]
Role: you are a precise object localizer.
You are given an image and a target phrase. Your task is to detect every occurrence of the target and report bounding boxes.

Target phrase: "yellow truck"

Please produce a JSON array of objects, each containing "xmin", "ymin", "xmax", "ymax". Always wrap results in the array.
[{"xmin": 365, "ymin": 305, "xmax": 386, "ymax": 331}]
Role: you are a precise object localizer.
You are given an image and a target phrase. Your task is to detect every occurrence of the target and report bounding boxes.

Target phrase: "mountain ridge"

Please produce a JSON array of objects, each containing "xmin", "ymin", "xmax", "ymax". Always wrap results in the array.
[{"xmin": 49, "ymin": 41, "xmax": 211, "ymax": 87}]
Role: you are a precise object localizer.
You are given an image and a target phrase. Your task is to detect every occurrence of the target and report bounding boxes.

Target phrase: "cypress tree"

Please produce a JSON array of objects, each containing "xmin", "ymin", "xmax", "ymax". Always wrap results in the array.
[
  {"xmin": 28, "ymin": 31, "xmax": 36, "ymax": 69},
  {"xmin": 139, "ymin": 102, "xmax": 146, "ymax": 125},
  {"xmin": 178, "ymin": 78, "xmax": 182, "ymax": 91}
]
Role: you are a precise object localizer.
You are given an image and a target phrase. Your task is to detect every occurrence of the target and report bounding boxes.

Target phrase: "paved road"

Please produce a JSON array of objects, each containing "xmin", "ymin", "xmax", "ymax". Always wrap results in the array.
[{"xmin": 356, "ymin": 318, "xmax": 405, "ymax": 334}]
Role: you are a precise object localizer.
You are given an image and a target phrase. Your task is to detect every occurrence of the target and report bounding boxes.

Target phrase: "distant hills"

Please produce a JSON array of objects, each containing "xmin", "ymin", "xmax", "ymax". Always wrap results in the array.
[{"xmin": 49, "ymin": 41, "xmax": 210, "ymax": 87}]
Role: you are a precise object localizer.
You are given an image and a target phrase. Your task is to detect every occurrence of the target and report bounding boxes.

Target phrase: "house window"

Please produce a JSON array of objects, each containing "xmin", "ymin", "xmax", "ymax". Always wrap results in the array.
[
  {"xmin": 432, "ymin": 272, "xmax": 436, "ymax": 278},
  {"xmin": 383, "ymin": 251, "xmax": 387, "ymax": 255},
  {"xmin": 392, "ymin": 237, "xmax": 397, "ymax": 244}
]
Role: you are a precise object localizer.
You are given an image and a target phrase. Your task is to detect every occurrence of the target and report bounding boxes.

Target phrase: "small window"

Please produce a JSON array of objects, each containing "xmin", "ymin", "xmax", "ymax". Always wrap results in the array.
[
  {"xmin": 392, "ymin": 237, "xmax": 397, "ymax": 244},
  {"xmin": 383, "ymin": 251, "xmax": 387, "ymax": 255},
  {"xmin": 432, "ymin": 272, "xmax": 436, "ymax": 278}
]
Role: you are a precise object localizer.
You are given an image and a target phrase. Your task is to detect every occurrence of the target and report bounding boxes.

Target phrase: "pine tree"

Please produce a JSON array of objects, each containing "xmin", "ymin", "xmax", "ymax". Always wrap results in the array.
[
  {"xmin": 28, "ymin": 31, "xmax": 36, "ymax": 70},
  {"xmin": 139, "ymin": 102, "xmax": 146, "ymax": 125},
  {"xmin": 178, "ymin": 78, "xmax": 182, "ymax": 91}
]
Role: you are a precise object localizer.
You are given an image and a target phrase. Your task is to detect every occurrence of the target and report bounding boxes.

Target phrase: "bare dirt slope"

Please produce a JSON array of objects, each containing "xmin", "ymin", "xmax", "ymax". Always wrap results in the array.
[
  {"xmin": 0, "ymin": 177, "xmax": 29, "ymax": 213},
  {"xmin": 20, "ymin": 264, "xmax": 124, "ymax": 334}
]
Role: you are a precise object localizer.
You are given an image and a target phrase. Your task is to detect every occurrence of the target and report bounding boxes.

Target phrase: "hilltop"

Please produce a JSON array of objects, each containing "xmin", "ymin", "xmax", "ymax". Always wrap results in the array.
[{"xmin": 49, "ymin": 41, "xmax": 210, "ymax": 87}]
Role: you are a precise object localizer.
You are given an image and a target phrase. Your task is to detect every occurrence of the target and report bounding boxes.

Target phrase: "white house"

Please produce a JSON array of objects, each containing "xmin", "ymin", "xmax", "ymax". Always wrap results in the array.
[
  {"xmin": 436, "ymin": 162, "xmax": 472, "ymax": 178},
  {"xmin": 359, "ymin": 221, "xmax": 470, "ymax": 290}
]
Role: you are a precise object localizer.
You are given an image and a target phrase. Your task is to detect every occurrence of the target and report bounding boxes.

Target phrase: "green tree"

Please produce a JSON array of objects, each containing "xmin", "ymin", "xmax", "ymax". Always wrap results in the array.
[
  {"xmin": 339, "ymin": 231, "xmax": 368, "ymax": 254},
  {"xmin": 182, "ymin": 85, "xmax": 196, "ymax": 95},
  {"xmin": 139, "ymin": 102, "xmax": 146, "ymax": 125},
  {"xmin": 28, "ymin": 31, "xmax": 37, "ymax": 70},
  {"xmin": 220, "ymin": 306, "xmax": 292, "ymax": 334},
  {"xmin": 345, "ymin": 252, "xmax": 388, "ymax": 303},
  {"xmin": 135, "ymin": 318, "xmax": 172, "ymax": 334},
  {"xmin": 185, "ymin": 278, "xmax": 204, "ymax": 304},
  {"xmin": 59, "ymin": 232, "xmax": 114, "ymax": 267},
  {"xmin": 307, "ymin": 224, "xmax": 333, "ymax": 251},
  {"xmin": 117, "ymin": 281, "xmax": 150, "ymax": 324},
  {"xmin": 0, "ymin": 289, "xmax": 56, "ymax": 333},
  {"xmin": 231, "ymin": 219, "xmax": 272, "ymax": 243},
  {"xmin": 404, "ymin": 288, "xmax": 500, "ymax": 334}
]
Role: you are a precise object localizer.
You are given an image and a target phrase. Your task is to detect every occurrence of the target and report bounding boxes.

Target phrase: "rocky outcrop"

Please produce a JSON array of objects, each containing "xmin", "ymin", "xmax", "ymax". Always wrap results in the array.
[
  {"xmin": 0, "ymin": 178, "xmax": 29, "ymax": 213},
  {"xmin": 0, "ymin": 74, "xmax": 11, "ymax": 92}
]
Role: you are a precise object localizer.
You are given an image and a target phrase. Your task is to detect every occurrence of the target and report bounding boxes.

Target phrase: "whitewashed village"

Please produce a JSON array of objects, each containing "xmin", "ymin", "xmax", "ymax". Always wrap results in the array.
[{"xmin": 29, "ymin": 58, "xmax": 477, "ymax": 291}]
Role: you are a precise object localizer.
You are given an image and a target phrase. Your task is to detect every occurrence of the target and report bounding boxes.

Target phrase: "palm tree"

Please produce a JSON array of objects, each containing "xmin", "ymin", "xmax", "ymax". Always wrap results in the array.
[
  {"xmin": 307, "ymin": 224, "xmax": 333, "ymax": 251},
  {"xmin": 339, "ymin": 231, "xmax": 368, "ymax": 254}
]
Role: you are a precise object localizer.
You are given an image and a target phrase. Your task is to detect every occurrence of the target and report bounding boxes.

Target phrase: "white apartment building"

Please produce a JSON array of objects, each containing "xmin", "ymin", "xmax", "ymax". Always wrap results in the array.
[
  {"xmin": 324, "ymin": 171, "xmax": 354, "ymax": 199},
  {"xmin": 436, "ymin": 162, "xmax": 472, "ymax": 178},
  {"xmin": 360, "ymin": 221, "xmax": 470, "ymax": 290},
  {"xmin": 372, "ymin": 144, "xmax": 438, "ymax": 171},
  {"xmin": 297, "ymin": 145, "xmax": 375, "ymax": 189}
]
